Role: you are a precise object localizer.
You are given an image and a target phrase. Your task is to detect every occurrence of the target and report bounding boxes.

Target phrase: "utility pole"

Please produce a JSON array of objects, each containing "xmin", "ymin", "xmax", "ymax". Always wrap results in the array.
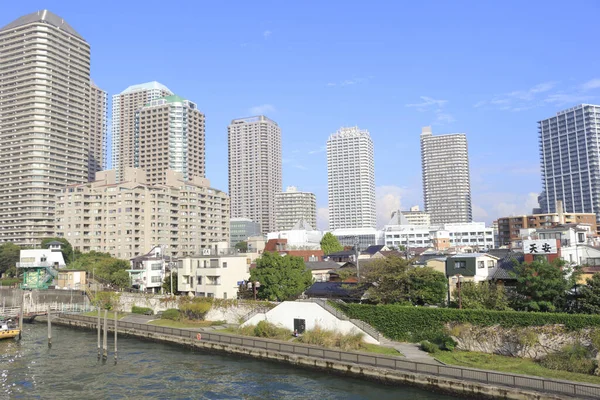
[{"xmin": 354, "ymin": 236, "xmax": 360, "ymax": 283}]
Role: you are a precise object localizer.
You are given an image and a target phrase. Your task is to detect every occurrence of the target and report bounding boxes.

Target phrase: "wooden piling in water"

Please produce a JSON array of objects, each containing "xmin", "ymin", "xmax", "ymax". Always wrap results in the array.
[
  {"xmin": 47, "ymin": 305, "xmax": 51, "ymax": 347},
  {"xmin": 114, "ymin": 311, "xmax": 118, "ymax": 362},
  {"xmin": 102, "ymin": 310, "xmax": 108, "ymax": 360},
  {"xmin": 18, "ymin": 290, "xmax": 24, "ymax": 340},
  {"xmin": 97, "ymin": 308, "xmax": 101, "ymax": 357}
]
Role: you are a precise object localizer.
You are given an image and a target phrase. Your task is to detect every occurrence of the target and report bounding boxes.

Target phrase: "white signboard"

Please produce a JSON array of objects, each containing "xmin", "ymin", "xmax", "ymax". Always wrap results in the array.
[{"xmin": 523, "ymin": 239, "xmax": 557, "ymax": 255}]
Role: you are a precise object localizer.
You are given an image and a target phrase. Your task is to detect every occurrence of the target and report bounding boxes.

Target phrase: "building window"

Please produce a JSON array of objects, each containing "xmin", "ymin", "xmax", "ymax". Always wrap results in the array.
[
  {"xmin": 454, "ymin": 261, "xmax": 466, "ymax": 269},
  {"xmin": 197, "ymin": 276, "xmax": 202, "ymax": 285},
  {"xmin": 151, "ymin": 276, "xmax": 161, "ymax": 283},
  {"xmin": 223, "ymin": 292, "xmax": 227, "ymax": 299},
  {"xmin": 222, "ymin": 262, "xmax": 227, "ymax": 268},
  {"xmin": 487, "ymin": 260, "xmax": 495, "ymax": 268},
  {"xmin": 151, "ymin": 263, "xmax": 162, "ymax": 270},
  {"xmin": 477, "ymin": 261, "xmax": 485, "ymax": 269},
  {"xmin": 207, "ymin": 293, "xmax": 214, "ymax": 298}
]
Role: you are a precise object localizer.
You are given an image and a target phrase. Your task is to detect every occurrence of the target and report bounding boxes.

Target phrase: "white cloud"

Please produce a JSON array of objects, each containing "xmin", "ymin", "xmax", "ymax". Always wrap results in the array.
[
  {"xmin": 326, "ymin": 82, "xmax": 336, "ymax": 87},
  {"xmin": 435, "ymin": 111, "xmax": 455, "ymax": 124},
  {"xmin": 326, "ymin": 77, "xmax": 371, "ymax": 87},
  {"xmin": 308, "ymin": 146, "xmax": 326, "ymax": 155},
  {"xmin": 263, "ymin": 30, "xmax": 272, "ymax": 39},
  {"xmin": 248, "ymin": 104, "xmax": 275, "ymax": 115},
  {"xmin": 472, "ymin": 192, "xmax": 540, "ymax": 224},
  {"xmin": 544, "ymin": 92, "xmax": 593, "ymax": 106},
  {"xmin": 472, "ymin": 204, "xmax": 489, "ymax": 221},
  {"xmin": 581, "ymin": 79, "xmax": 600, "ymax": 91},
  {"xmin": 295, "ymin": 164, "xmax": 308, "ymax": 170},
  {"xmin": 376, "ymin": 185, "xmax": 405, "ymax": 228},
  {"xmin": 406, "ymin": 96, "xmax": 447, "ymax": 109},
  {"xmin": 316, "ymin": 207, "xmax": 329, "ymax": 230}
]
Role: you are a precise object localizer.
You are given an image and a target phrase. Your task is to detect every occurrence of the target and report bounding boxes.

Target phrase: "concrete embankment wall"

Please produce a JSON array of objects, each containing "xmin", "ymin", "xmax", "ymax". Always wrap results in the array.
[
  {"xmin": 0, "ymin": 288, "xmax": 87, "ymax": 307},
  {"xmin": 50, "ymin": 316, "xmax": 579, "ymax": 400}
]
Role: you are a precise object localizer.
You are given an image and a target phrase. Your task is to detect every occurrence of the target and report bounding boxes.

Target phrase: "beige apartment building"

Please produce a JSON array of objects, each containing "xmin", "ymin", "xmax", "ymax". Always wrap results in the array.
[
  {"xmin": 137, "ymin": 95, "xmax": 205, "ymax": 185},
  {"xmin": 55, "ymin": 168, "xmax": 230, "ymax": 260},
  {"xmin": 275, "ymin": 186, "xmax": 317, "ymax": 231},
  {"xmin": 0, "ymin": 10, "xmax": 93, "ymax": 246},
  {"xmin": 112, "ymin": 82, "xmax": 172, "ymax": 182},
  {"xmin": 228, "ymin": 116, "xmax": 282, "ymax": 235},
  {"xmin": 89, "ymin": 82, "xmax": 108, "ymax": 181}
]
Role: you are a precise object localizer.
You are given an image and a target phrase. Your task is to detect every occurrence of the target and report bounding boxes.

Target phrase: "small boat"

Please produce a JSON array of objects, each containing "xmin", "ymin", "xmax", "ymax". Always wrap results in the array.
[{"xmin": 0, "ymin": 318, "xmax": 20, "ymax": 340}]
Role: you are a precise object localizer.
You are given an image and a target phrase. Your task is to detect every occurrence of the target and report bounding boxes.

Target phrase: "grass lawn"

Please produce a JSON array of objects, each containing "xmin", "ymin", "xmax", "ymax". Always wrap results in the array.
[
  {"xmin": 0, "ymin": 278, "xmax": 20, "ymax": 287},
  {"xmin": 360, "ymin": 343, "xmax": 403, "ymax": 356},
  {"xmin": 148, "ymin": 319, "xmax": 225, "ymax": 329},
  {"xmin": 435, "ymin": 350, "xmax": 600, "ymax": 385},
  {"xmin": 82, "ymin": 311, "xmax": 127, "ymax": 320}
]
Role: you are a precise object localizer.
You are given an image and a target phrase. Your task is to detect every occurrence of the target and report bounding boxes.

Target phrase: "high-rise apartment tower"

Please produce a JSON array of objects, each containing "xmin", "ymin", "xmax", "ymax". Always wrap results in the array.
[
  {"xmin": 539, "ymin": 104, "xmax": 600, "ymax": 225},
  {"xmin": 136, "ymin": 95, "xmax": 205, "ymax": 185},
  {"xmin": 0, "ymin": 10, "xmax": 91, "ymax": 245},
  {"xmin": 420, "ymin": 126, "xmax": 472, "ymax": 225},
  {"xmin": 112, "ymin": 82, "xmax": 172, "ymax": 182},
  {"xmin": 228, "ymin": 116, "xmax": 282, "ymax": 235},
  {"xmin": 327, "ymin": 127, "xmax": 376, "ymax": 230},
  {"xmin": 275, "ymin": 186, "xmax": 317, "ymax": 231},
  {"xmin": 89, "ymin": 82, "xmax": 108, "ymax": 181}
]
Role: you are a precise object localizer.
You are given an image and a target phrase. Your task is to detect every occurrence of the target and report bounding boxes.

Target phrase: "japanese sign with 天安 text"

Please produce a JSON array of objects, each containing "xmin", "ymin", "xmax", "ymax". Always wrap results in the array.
[{"xmin": 522, "ymin": 239, "xmax": 557, "ymax": 254}]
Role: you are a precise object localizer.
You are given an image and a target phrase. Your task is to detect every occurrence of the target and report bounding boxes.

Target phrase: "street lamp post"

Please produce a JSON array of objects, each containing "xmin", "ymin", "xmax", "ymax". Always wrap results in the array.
[
  {"xmin": 452, "ymin": 274, "xmax": 464, "ymax": 309},
  {"xmin": 354, "ymin": 237, "xmax": 360, "ymax": 283}
]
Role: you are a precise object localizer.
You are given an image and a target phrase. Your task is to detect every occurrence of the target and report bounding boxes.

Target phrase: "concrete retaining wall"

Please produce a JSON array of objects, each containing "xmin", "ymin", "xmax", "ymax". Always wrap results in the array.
[{"xmin": 50, "ymin": 317, "xmax": 574, "ymax": 400}]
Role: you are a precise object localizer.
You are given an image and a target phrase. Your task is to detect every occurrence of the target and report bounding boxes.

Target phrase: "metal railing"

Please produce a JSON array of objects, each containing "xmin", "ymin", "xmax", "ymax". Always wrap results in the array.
[
  {"xmin": 240, "ymin": 306, "xmax": 272, "ymax": 323},
  {"xmin": 58, "ymin": 313, "xmax": 600, "ymax": 399}
]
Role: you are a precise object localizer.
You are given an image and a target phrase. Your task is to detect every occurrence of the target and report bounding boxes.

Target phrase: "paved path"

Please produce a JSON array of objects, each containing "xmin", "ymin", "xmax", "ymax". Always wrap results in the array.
[
  {"xmin": 120, "ymin": 314, "xmax": 156, "ymax": 324},
  {"xmin": 379, "ymin": 337, "xmax": 442, "ymax": 365}
]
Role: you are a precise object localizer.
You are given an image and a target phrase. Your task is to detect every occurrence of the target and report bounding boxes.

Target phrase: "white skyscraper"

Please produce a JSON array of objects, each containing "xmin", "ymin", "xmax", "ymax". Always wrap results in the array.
[
  {"xmin": 228, "ymin": 116, "xmax": 282, "ymax": 235},
  {"xmin": 275, "ymin": 186, "xmax": 317, "ymax": 231},
  {"xmin": 327, "ymin": 127, "xmax": 376, "ymax": 230},
  {"xmin": 112, "ymin": 82, "xmax": 172, "ymax": 182},
  {"xmin": 420, "ymin": 126, "xmax": 472, "ymax": 225}
]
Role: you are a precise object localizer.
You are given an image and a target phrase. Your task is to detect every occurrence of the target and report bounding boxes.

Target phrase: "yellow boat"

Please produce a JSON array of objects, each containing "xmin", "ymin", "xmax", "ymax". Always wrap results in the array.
[{"xmin": 0, "ymin": 328, "xmax": 20, "ymax": 340}]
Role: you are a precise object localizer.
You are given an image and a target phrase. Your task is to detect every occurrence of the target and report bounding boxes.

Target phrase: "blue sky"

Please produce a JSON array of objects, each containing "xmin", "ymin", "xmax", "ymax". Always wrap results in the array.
[{"xmin": 3, "ymin": 0, "xmax": 600, "ymax": 229}]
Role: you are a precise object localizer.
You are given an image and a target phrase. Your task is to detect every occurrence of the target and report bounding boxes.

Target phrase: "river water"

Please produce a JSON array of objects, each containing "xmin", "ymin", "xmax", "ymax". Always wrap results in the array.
[{"xmin": 1, "ymin": 323, "xmax": 457, "ymax": 399}]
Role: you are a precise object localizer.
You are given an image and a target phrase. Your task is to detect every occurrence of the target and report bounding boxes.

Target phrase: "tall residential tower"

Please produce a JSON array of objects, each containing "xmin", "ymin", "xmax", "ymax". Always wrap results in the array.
[
  {"xmin": 112, "ymin": 82, "xmax": 172, "ymax": 182},
  {"xmin": 0, "ymin": 10, "xmax": 91, "ymax": 245},
  {"xmin": 539, "ymin": 104, "xmax": 600, "ymax": 225},
  {"xmin": 89, "ymin": 82, "xmax": 108, "ymax": 181},
  {"xmin": 420, "ymin": 126, "xmax": 472, "ymax": 225},
  {"xmin": 136, "ymin": 95, "xmax": 205, "ymax": 185},
  {"xmin": 228, "ymin": 116, "xmax": 282, "ymax": 235},
  {"xmin": 275, "ymin": 186, "xmax": 317, "ymax": 231},
  {"xmin": 327, "ymin": 127, "xmax": 376, "ymax": 230}
]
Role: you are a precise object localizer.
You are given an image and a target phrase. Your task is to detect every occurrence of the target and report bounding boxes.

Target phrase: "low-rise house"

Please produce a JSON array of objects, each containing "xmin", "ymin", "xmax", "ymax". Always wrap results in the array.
[
  {"xmin": 446, "ymin": 253, "xmax": 500, "ymax": 296},
  {"xmin": 178, "ymin": 243, "xmax": 252, "ymax": 299},
  {"xmin": 56, "ymin": 270, "xmax": 87, "ymax": 290},
  {"xmin": 128, "ymin": 246, "xmax": 167, "ymax": 293},
  {"xmin": 17, "ymin": 247, "xmax": 66, "ymax": 289},
  {"xmin": 304, "ymin": 260, "xmax": 341, "ymax": 282},
  {"xmin": 304, "ymin": 282, "xmax": 367, "ymax": 302},
  {"xmin": 323, "ymin": 250, "xmax": 356, "ymax": 263},
  {"xmin": 358, "ymin": 245, "xmax": 389, "ymax": 260}
]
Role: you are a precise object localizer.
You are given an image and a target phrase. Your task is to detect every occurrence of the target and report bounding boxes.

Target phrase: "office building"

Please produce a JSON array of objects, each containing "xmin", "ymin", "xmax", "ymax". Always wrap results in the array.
[
  {"xmin": 539, "ymin": 104, "xmax": 600, "ymax": 226},
  {"xmin": 136, "ymin": 95, "xmax": 205, "ymax": 185},
  {"xmin": 112, "ymin": 81, "xmax": 172, "ymax": 182},
  {"xmin": 88, "ymin": 82, "xmax": 108, "ymax": 181},
  {"xmin": 0, "ymin": 10, "xmax": 91, "ymax": 246},
  {"xmin": 275, "ymin": 186, "xmax": 317, "ymax": 231},
  {"xmin": 327, "ymin": 127, "xmax": 376, "ymax": 230},
  {"xmin": 230, "ymin": 218, "xmax": 262, "ymax": 246},
  {"xmin": 55, "ymin": 168, "xmax": 229, "ymax": 260},
  {"xmin": 420, "ymin": 126, "xmax": 472, "ymax": 225},
  {"xmin": 228, "ymin": 116, "xmax": 282, "ymax": 235}
]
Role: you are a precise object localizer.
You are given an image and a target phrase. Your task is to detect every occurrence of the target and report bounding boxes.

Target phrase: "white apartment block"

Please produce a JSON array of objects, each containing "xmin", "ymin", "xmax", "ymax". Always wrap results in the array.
[
  {"xmin": 112, "ymin": 81, "xmax": 172, "ymax": 182},
  {"xmin": 383, "ymin": 221, "xmax": 494, "ymax": 249},
  {"xmin": 0, "ymin": 10, "xmax": 91, "ymax": 246},
  {"xmin": 136, "ymin": 95, "xmax": 205, "ymax": 185},
  {"xmin": 330, "ymin": 228, "xmax": 384, "ymax": 251},
  {"xmin": 420, "ymin": 126, "xmax": 472, "ymax": 225},
  {"xmin": 89, "ymin": 82, "xmax": 108, "ymax": 182},
  {"xmin": 228, "ymin": 116, "xmax": 282, "ymax": 235},
  {"xmin": 128, "ymin": 246, "xmax": 167, "ymax": 293},
  {"xmin": 275, "ymin": 186, "xmax": 317, "ymax": 231},
  {"xmin": 178, "ymin": 244, "xmax": 252, "ymax": 299},
  {"xmin": 55, "ymin": 168, "xmax": 229, "ymax": 260},
  {"xmin": 327, "ymin": 127, "xmax": 376, "ymax": 230}
]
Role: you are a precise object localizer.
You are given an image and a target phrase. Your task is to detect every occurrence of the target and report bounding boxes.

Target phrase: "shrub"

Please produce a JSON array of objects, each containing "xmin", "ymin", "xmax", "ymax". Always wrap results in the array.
[
  {"xmin": 591, "ymin": 329, "xmax": 600, "ymax": 352},
  {"xmin": 237, "ymin": 324, "xmax": 256, "ymax": 337},
  {"xmin": 433, "ymin": 333, "xmax": 456, "ymax": 351},
  {"xmin": 517, "ymin": 329, "xmax": 539, "ymax": 347},
  {"xmin": 335, "ymin": 303, "xmax": 600, "ymax": 343},
  {"xmin": 539, "ymin": 344, "xmax": 596, "ymax": 375},
  {"xmin": 179, "ymin": 300, "xmax": 212, "ymax": 320},
  {"xmin": 253, "ymin": 320, "xmax": 291, "ymax": 340},
  {"xmin": 161, "ymin": 308, "xmax": 180, "ymax": 321},
  {"xmin": 338, "ymin": 331, "xmax": 365, "ymax": 351},
  {"xmin": 131, "ymin": 306, "xmax": 153, "ymax": 315},
  {"xmin": 299, "ymin": 325, "xmax": 336, "ymax": 347},
  {"xmin": 420, "ymin": 340, "xmax": 439, "ymax": 353}
]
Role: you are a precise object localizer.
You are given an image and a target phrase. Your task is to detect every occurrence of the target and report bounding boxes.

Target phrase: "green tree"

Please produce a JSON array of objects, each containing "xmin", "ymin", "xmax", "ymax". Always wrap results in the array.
[
  {"xmin": 110, "ymin": 269, "xmax": 131, "ymax": 289},
  {"xmin": 453, "ymin": 281, "xmax": 511, "ymax": 310},
  {"xmin": 511, "ymin": 258, "xmax": 578, "ymax": 312},
  {"xmin": 320, "ymin": 232, "xmax": 343, "ymax": 255},
  {"xmin": 162, "ymin": 273, "xmax": 179, "ymax": 295},
  {"xmin": 0, "ymin": 243, "xmax": 20, "ymax": 276},
  {"xmin": 41, "ymin": 237, "xmax": 74, "ymax": 264},
  {"xmin": 360, "ymin": 256, "xmax": 446, "ymax": 305},
  {"xmin": 250, "ymin": 252, "xmax": 313, "ymax": 301},
  {"xmin": 578, "ymin": 273, "xmax": 600, "ymax": 314},
  {"xmin": 235, "ymin": 241, "xmax": 248, "ymax": 253}
]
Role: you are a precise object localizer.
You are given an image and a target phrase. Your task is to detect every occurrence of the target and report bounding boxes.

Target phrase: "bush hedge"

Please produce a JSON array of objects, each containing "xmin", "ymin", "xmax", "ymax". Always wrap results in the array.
[
  {"xmin": 161, "ymin": 308, "xmax": 180, "ymax": 321},
  {"xmin": 131, "ymin": 306, "xmax": 153, "ymax": 315},
  {"xmin": 336, "ymin": 304, "xmax": 600, "ymax": 343}
]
